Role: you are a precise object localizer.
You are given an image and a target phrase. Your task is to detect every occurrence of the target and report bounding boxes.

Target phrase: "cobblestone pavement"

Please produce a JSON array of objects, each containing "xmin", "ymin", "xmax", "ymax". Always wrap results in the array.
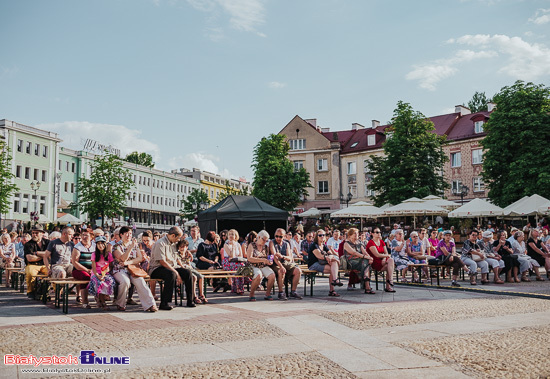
[{"xmin": 1, "ymin": 275, "xmax": 549, "ymax": 378}]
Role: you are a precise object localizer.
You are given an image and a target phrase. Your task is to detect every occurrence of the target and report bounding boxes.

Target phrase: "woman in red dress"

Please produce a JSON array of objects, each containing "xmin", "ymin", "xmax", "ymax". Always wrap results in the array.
[{"xmin": 366, "ymin": 228, "xmax": 396, "ymax": 292}]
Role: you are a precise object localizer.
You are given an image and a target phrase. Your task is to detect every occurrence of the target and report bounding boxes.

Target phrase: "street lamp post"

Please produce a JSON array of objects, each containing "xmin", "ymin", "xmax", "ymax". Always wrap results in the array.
[
  {"xmin": 30, "ymin": 181, "xmax": 41, "ymax": 225},
  {"xmin": 340, "ymin": 191, "xmax": 353, "ymax": 208},
  {"xmin": 452, "ymin": 185, "xmax": 469, "ymax": 205}
]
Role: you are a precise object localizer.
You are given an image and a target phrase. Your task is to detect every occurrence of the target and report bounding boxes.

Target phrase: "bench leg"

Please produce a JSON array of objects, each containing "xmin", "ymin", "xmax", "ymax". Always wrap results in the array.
[
  {"xmin": 0, "ymin": 268, "xmax": 3, "ymax": 284},
  {"xmin": 374, "ymin": 271, "xmax": 379, "ymax": 291},
  {"xmin": 63, "ymin": 283, "xmax": 69, "ymax": 314},
  {"xmin": 436, "ymin": 267, "xmax": 440, "ymax": 286},
  {"xmin": 55, "ymin": 283, "xmax": 61, "ymax": 308},
  {"xmin": 19, "ymin": 273, "xmax": 25, "ymax": 293}
]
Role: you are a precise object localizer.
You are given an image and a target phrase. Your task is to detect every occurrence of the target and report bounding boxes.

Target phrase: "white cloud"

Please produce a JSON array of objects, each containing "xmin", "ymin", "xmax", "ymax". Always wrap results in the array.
[
  {"xmin": 268, "ymin": 81, "xmax": 286, "ymax": 89},
  {"xmin": 452, "ymin": 34, "xmax": 550, "ymax": 80},
  {"xmin": 36, "ymin": 121, "xmax": 162, "ymax": 164},
  {"xmin": 167, "ymin": 152, "xmax": 237, "ymax": 180},
  {"xmin": 187, "ymin": 0, "xmax": 266, "ymax": 38},
  {"xmin": 0, "ymin": 65, "xmax": 19, "ymax": 79},
  {"xmin": 529, "ymin": 8, "xmax": 550, "ymax": 25},
  {"xmin": 406, "ymin": 49, "xmax": 497, "ymax": 91}
]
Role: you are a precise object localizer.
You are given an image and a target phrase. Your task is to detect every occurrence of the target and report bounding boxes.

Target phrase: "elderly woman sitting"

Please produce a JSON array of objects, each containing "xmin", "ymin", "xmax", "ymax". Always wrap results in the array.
[
  {"xmin": 246, "ymin": 230, "xmax": 276, "ymax": 301},
  {"xmin": 390, "ymin": 229, "xmax": 413, "ymax": 283},
  {"xmin": 511, "ymin": 231, "xmax": 542, "ymax": 282},
  {"xmin": 309, "ymin": 229, "xmax": 343, "ymax": 297},
  {"xmin": 405, "ymin": 231, "xmax": 429, "ymax": 283}
]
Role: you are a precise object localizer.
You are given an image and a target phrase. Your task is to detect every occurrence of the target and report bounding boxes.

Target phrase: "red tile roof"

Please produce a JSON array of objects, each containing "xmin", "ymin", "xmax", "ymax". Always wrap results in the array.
[{"xmin": 445, "ymin": 111, "xmax": 491, "ymax": 141}]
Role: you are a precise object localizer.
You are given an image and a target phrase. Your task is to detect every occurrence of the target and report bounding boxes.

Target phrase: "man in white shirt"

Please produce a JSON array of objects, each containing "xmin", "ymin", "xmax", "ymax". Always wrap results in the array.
[{"xmin": 326, "ymin": 230, "xmax": 342, "ymax": 251}]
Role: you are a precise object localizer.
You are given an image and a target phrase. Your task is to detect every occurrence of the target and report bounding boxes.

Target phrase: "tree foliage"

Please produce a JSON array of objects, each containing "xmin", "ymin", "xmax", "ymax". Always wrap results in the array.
[
  {"xmin": 481, "ymin": 81, "xmax": 550, "ymax": 207},
  {"xmin": 465, "ymin": 91, "xmax": 493, "ymax": 113},
  {"xmin": 365, "ymin": 101, "xmax": 449, "ymax": 207},
  {"xmin": 75, "ymin": 153, "xmax": 134, "ymax": 227},
  {"xmin": 252, "ymin": 134, "xmax": 311, "ymax": 211},
  {"xmin": 0, "ymin": 140, "xmax": 19, "ymax": 215},
  {"xmin": 180, "ymin": 188, "xmax": 210, "ymax": 220},
  {"xmin": 124, "ymin": 151, "xmax": 155, "ymax": 168},
  {"xmin": 216, "ymin": 180, "xmax": 250, "ymax": 202}
]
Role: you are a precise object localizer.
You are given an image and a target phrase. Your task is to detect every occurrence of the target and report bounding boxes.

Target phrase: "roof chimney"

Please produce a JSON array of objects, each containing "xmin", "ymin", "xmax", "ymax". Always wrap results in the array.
[
  {"xmin": 351, "ymin": 123, "xmax": 365, "ymax": 131},
  {"xmin": 304, "ymin": 118, "xmax": 317, "ymax": 128},
  {"xmin": 371, "ymin": 120, "xmax": 380, "ymax": 129},
  {"xmin": 455, "ymin": 105, "xmax": 471, "ymax": 116},
  {"xmin": 321, "ymin": 127, "xmax": 330, "ymax": 133},
  {"xmin": 487, "ymin": 102, "xmax": 496, "ymax": 112}
]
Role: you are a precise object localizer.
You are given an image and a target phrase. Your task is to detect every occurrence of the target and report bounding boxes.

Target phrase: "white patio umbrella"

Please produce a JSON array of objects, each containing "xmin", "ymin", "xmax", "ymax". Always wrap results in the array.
[
  {"xmin": 384, "ymin": 197, "xmax": 448, "ymax": 228},
  {"xmin": 331, "ymin": 204, "xmax": 382, "ymax": 230},
  {"xmin": 56, "ymin": 213, "xmax": 83, "ymax": 225},
  {"xmin": 299, "ymin": 207, "xmax": 321, "ymax": 218},
  {"xmin": 448, "ymin": 198, "xmax": 504, "ymax": 218},
  {"xmin": 421, "ymin": 195, "xmax": 460, "ymax": 209},
  {"xmin": 503, "ymin": 194, "xmax": 550, "ymax": 217},
  {"xmin": 184, "ymin": 220, "xmax": 197, "ymax": 227}
]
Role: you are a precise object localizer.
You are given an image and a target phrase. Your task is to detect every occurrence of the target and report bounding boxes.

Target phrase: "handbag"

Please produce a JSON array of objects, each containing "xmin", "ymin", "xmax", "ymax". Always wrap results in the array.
[
  {"xmin": 230, "ymin": 257, "xmax": 247, "ymax": 263},
  {"xmin": 235, "ymin": 265, "xmax": 254, "ymax": 278},
  {"xmin": 472, "ymin": 253, "xmax": 485, "ymax": 262},
  {"xmin": 127, "ymin": 264, "xmax": 147, "ymax": 278}
]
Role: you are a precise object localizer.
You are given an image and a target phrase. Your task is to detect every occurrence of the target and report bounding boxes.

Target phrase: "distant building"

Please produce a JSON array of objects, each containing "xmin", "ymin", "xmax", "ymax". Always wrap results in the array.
[
  {"xmin": 278, "ymin": 104, "xmax": 493, "ymax": 212},
  {"xmin": 1, "ymin": 119, "xmax": 62, "ymax": 225},
  {"xmin": 172, "ymin": 168, "xmax": 252, "ymax": 204}
]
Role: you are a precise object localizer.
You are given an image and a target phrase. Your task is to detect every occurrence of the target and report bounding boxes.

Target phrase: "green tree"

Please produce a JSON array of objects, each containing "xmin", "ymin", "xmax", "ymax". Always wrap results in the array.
[
  {"xmin": 465, "ymin": 91, "xmax": 493, "ymax": 112},
  {"xmin": 75, "ymin": 153, "xmax": 134, "ymax": 227},
  {"xmin": 365, "ymin": 101, "xmax": 449, "ymax": 207},
  {"xmin": 124, "ymin": 151, "xmax": 155, "ymax": 168},
  {"xmin": 0, "ymin": 140, "xmax": 19, "ymax": 220},
  {"xmin": 180, "ymin": 188, "xmax": 210, "ymax": 220},
  {"xmin": 481, "ymin": 81, "xmax": 550, "ymax": 206},
  {"xmin": 252, "ymin": 134, "xmax": 311, "ymax": 211},
  {"xmin": 216, "ymin": 180, "xmax": 250, "ymax": 202}
]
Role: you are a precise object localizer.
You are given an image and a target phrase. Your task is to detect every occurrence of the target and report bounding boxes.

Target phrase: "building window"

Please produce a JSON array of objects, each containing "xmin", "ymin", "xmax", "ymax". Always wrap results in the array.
[
  {"xmin": 367, "ymin": 134, "xmax": 376, "ymax": 146},
  {"xmin": 317, "ymin": 159, "xmax": 328, "ymax": 171},
  {"xmin": 41, "ymin": 170, "xmax": 47, "ymax": 182},
  {"xmin": 71, "ymin": 183, "xmax": 75, "ymax": 193},
  {"xmin": 40, "ymin": 196, "xmax": 46, "ymax": 214},
  {"xmin": 451, "ymin": 180, "xmax": 463, "ymax": 193},
  {"xmin": 472, "ymin": 149, "xmax": 483, "ymax": 165},
  {"xmin": 64, "ymin": 182, "xmax": 68, "ymax": 192},
  {"xmin": 13, "ymin": 193, "xmax": 20, "ymax": 212},
  {"xmin": 289, "ymin": 139, "xmax": 306, "ymax": 150},
  {"xmin": 43, "ymin": 145, "xmax": 48, "ymax": 158},
  {"xmin": 71, "ymin": 163, "xmax": 75, "ymax": 173},
  {"xmin": 24, "ymin": 167, "xmax": 30, "ymax": 179},
  {"xmin": 451, "ymin": 152, "xmax": 462, "ymax": 168},
  {"xmin": 474, "ymin": 121, "xmax": 484, "ymax": 134},
  {"xmin": 35, "ymin": 144, "xmax": 40, "ymax": 156},
  {"xmin": 364, "ymin": 160, "xmax": 370, "ymax": 173},
  {"xmin": 16, "ymin": 165, "xmax": 21, "ymax": 178},
  {"xmin": 34, "ymin": 169, "xmax": 39, "ymax": 181},
  {"xmin": 59, "ymin": 160, "xmax": 62, "ymax": 170},
  {"xmin": 26, "ymin": 142, "xmax": 31, "ymax": 154},
  {"xmin": 17, "ymin": 139, "xmax": 23, "ymax": 152},
  {"xmin": 364, "ymin": 183, "xmax": 375, "ymax": 197},
  {"xmin": 473, "ymin": 177, "xmax": 485, "ymax": 192},
  {"xmin": 347, "ymin": 161, "xmax": 356, "ymax": 175},
  {"xmin": 293, "ymin": 161, "xmax": 304, "ymax": 171},
  {"xmin": 22, "ymin": 194, "xmax": 29, "ymax": 213},
  {"xmin": 66, "ymin": 162, "xmax": 69, "ymax": 171},
  {"xmin": 317, "ymin": 181, "xmax": 329, "ymax": 194},
  {"xmin": 348, "ymin": 185, "xmax": 357, "ymax": 197}
]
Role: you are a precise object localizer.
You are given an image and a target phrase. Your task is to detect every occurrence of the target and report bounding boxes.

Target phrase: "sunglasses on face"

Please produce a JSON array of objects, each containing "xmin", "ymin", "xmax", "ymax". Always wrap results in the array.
[
  {"xmin": 372, "ymin": 231, "xmax": 381, "ymax": 234},
  {"xmin": 275, "ymin": 235, "xmax": 283, "ymax": 239},
  {"xmin": 318, "ymin": 234, "xmax": 325, "ymax": 237}
]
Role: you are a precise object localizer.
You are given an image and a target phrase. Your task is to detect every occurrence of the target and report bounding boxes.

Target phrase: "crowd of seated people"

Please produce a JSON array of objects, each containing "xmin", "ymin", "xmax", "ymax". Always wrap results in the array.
[{"xmin": 3, "ymin": 219, "xmax": 549, "ymax": 312}]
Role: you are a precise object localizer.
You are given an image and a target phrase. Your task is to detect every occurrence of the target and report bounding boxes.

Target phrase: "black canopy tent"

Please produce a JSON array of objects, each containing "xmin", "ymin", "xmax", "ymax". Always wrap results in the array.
[{"xmin": 197, "ymin": 195, "xmax": 289, "ymax": 238}]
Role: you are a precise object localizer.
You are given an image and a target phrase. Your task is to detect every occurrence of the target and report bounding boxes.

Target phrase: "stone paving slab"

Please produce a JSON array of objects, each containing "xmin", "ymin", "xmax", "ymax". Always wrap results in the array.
[{"xmin": 354, "ymin": 366, "xmax": 470, "ymax": 378}]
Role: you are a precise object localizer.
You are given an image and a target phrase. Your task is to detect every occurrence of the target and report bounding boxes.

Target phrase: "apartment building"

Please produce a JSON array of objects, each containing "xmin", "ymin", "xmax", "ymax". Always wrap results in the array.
[{"xmin": 278, "ymin": 105, "xmax": 493, "ymax": 212}]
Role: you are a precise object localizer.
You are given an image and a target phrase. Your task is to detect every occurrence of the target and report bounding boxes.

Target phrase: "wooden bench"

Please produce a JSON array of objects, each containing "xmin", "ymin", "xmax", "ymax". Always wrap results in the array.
[
  {"xmin": 5, "ymin": 267, "xmax": 25, "ymax": 292},
  {"xmin": 50, "ymin": 280, "xmax": 90, "ymax": 314}
]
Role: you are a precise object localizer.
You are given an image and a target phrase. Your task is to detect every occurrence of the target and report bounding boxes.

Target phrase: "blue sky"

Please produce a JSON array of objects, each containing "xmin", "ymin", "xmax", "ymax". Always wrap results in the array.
[{"xmin": 1, "ymin": 0, "xmax": 549, "ymax": 180}]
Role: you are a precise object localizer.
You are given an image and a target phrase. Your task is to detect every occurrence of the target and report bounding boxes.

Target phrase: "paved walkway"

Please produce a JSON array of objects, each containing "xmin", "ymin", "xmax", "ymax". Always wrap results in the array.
[{"xmin": 1, "ymin": 275, "xmax": 549, "ymax": 378}]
